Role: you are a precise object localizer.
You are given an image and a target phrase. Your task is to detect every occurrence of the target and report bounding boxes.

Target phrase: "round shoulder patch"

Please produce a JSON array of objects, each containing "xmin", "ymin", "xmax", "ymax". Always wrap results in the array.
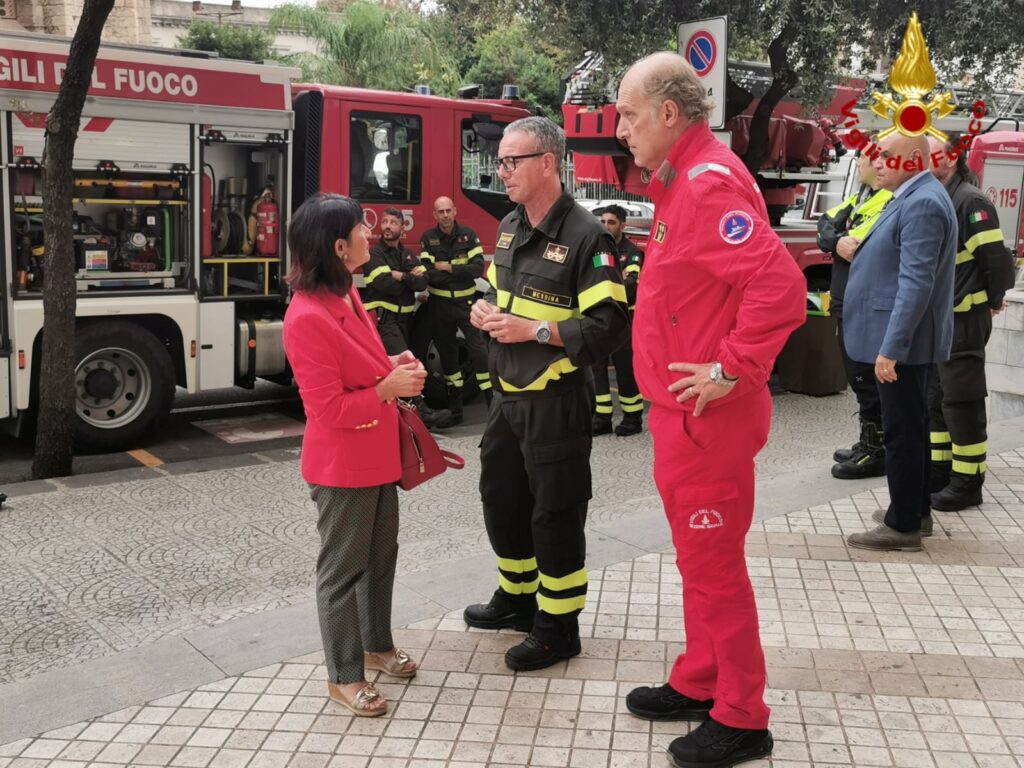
[{"xmin": 719, "ymin": 210, "xmax": 754, "ymax": 245}]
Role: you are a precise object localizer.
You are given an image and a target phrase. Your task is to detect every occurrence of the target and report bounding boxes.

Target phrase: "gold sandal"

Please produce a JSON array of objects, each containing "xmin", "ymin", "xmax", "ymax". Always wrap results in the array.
[
  {"xmin": 327, "ymin": 682, "xmax": 387, "ymax": 717},
  {"xmin": 364, "ymin": 648, "xmax": 418, "ymax": 678}
]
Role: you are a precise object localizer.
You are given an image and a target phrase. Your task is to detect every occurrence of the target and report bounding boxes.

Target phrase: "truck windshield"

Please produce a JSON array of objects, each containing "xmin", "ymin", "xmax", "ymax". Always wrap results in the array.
[
  {"xmin": 350, "ymin": 111, "xmax": 422, "ymax": 203},
  {"xmin": 461, "ymin": 119, "xmax": 507, "ymax": 196}
]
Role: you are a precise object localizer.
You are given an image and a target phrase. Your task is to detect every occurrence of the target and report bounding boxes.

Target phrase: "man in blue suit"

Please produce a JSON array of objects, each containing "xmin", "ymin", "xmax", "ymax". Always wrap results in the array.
[{"xmin": 843, "ymin": 131, "xmax": 957, "ymax": 551}]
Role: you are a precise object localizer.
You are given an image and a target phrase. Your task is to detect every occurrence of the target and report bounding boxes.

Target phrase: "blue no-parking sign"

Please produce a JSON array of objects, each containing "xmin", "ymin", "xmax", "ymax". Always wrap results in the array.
[{"xmin": 678, "ymin": 16, "xmax": 727, "ymax": 130}]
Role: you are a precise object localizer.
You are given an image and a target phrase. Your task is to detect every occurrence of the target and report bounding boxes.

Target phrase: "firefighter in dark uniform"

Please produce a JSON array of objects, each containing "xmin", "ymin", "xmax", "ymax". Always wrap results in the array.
[
  {"xmin": 592, "ymin": 204, "xmax": 645, "ymax": 436},
  {"xmin": 927, "ymin": 136, "xmax": 1016, "ymax": 510},
  {"xmin": 364, "ymin": 207, "xmax": 450, "ymax": 428},
  {"xmin": 420, "ymin": 197, "xmax": 491, "ymax": 426},
  {"xmin": 463, "ymin": 117, "xmax": 629, "ymax": 671},
  {"xmin": 817, "ymin": 151, "xmax": 893, "ymax": 479}
]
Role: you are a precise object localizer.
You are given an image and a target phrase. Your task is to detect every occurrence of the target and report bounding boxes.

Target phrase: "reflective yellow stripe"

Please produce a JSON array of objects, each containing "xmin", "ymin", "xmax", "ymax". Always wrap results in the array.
[
  {"xmin": 595, "ymin": 394, "xmax": 613, "ymax": 403},
  {"xmin": 619, "ymin": 394, "xmax": 643, "ymax": 403},
  {"xmin": 496, "ymin": 289, "xmax": 511, "ymax": 308},
  {"xmin": 428, "ymin": 286, "xmax": 477, "ymax": 299},
  {"xmin": 487, "ymin": 264, "xmax": 498, "ymax": 289},
  {"xmin": 953, "ymin": 442, "xmax": 987, "ymax": 457},
  {"xmin": 499, "ymin": 357, "xmax": 578, "ymax": 393},
  {"xmin": 826, "ymin": 194, "xmax": 858, "ymax": 218},
  {"xmin": 510, "ymin": 295, "xmax": 580, "ymax": 322},
  {"xmin": 497, "ymin": 556, "xmax": 538, "ymax": 573},
  {"xmin": 931, "ymin": 431, "xmax": 951, "ymax": 443},
  {"xmin": 954, "ymin": 290, "xmax": 988, "ymax": 313},
  {"xmin": 479, "ymin": 380, "xmax": 492, "ymax": 391},
  {"xmin": 366, "ymin": 265, "xmax": 391, "ymax": 282},
  {"xmin": 620, "ymin": 402, "xmax": 644, "ymax": 413},
  {"xmin": 578, "ymin": 280, "xmax": 627, "ymax": 313},
  {"xmin": 932, "ymin": 450, "xmax": 953, "ymax": 462},
  {"xmin": 476, "ymin": 372, "xmax": 491, "ymax": 381},
  {"xmin": 540, "ymin": 569, "xmax": 587, "ymax": 591},
  {"xmin": 420, "ymin": 252, "xmax": 435, "ymax": 263},
  {"xmin": 955, "ymin": 249, "xmax": 974, "ymax": 265},
  {"xmin": 467, "ymin": 246, "xmax": 483, "ymax": 259},
  {"xmin": 595, "ymin": 405, "xmax": 613, "ymax": 414},
  {"xmin": 964, "ymin": 227, "xmax": 1004, "ymax": 254},
  {"xmin": 362, "ymin": 300, "xmax": 416, "ymax": 313},
  {"xmin": 952, "ymin": 460, "xmax": 986, "ymax": 474},
  {"xmin": 538, "ymin": 593, "xmax": 587, "ymax": 615},
  {"xmin": 624, "ymin": 264, "xmax": 641, "ymax": 275},
  {"xmin": 499, "ymin": 574, "xmax": 539, "ymax": 594},
  {"xmin": 451, "ymin": 258, "xmax": 469, "ymax": 265}
]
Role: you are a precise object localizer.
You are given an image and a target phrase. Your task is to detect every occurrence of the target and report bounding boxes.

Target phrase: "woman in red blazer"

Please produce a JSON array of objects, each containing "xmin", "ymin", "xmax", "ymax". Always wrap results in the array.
[{"xmin": 283, "ymin": 194, "xmax": 427, "ymax": 717}]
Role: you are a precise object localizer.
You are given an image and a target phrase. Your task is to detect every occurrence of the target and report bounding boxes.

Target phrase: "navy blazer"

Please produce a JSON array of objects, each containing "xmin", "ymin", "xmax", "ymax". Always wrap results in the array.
[{"xmin": 843, "ymin": 171, "xmax": 957, "ymax": 365}]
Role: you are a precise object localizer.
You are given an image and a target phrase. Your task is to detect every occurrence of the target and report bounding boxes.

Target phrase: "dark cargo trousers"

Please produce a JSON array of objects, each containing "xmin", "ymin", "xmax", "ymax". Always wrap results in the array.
[{"xmin": 479, "ymin": 387, "xmax": 593, "ymax": 642}]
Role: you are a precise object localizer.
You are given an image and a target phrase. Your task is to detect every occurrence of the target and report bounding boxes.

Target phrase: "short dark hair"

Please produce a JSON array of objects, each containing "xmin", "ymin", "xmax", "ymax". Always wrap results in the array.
[
  {"xmin": 598, "ymin": 204, "xmax": 628, "ymax": 223},
  {"xmin": 381, "ymin": 207, "xmax": 403, "ymax": 221},
  {"xmin": 285, "ymin": 194, "xmax": 363, "ymax": 296}
]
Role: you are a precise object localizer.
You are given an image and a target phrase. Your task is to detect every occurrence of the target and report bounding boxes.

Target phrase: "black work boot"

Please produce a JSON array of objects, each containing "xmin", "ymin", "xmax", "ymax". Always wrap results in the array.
[
  {"xmin": 931, "ymin": 472, "xmax": 984, "ymax": 512},
  {"xmin": 929, "ymin": 462, "xmax": 951, "ymax": 493},
  {"xmin": 625, "ymin": 683, "xmax": 713, "ymax": 721},
  {"xmin": 505, "ymin": 621, "xmax": 581, "ymax": 671},
  {"xmin": 833, "ymin": 439, "xmax": 862, "ymax": 463},
  {"xmin": 614, "ymin": 413, "xmax": 644, "ymax": 436},
  {"xmin": 667, "ymin": 717, "xmax": 773, "ymax": 768},
  {"xmin": 463, "ymin": 590, "xmax": 536, "ymax": 632},
  {"xmin": 592, "ymin": 414, "xmax": 613, "ymax": 435},
  {"xmin": 433, "ymin": 385, "xmax": 464, "ymax": 428},
  {"xmin": 409, "ymin": 397, "xmax": 451, "ymax": 430},
  {"xmin": 832, "ymin": 420, "xmax": 885, "ymax": 479}
]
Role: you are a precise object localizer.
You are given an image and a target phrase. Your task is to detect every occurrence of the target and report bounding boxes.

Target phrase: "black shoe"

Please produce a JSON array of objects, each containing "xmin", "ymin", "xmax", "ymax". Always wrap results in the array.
[
  {"xmin": 831, "ymin": 449, "xmax": 886, "ymax": 479},
  {"xmin": 614, "ymin": 414, "xmax": 643, "ymax": 436},
  {"xmin": 433, "ymin": 409, "xmax": 464, "ymax": 429},
  {"xmin": 417, "ymin": 403, "xmax": 452, "ymax": 430},
  {"xmin": 833, "ymin": 440, "xmax": 862, "ymax": 463},
  {"xmin": 667, "ymin": 717, "xmax": 773, "ymax": 768},
  {"xmin": 592, "ymin": 415, "xmax": 613, "ymax": 435},
  {"xmin": 463, "ymin": 590, "xmax": 535, "ymax": 632},
  {"xmin": 504, "ymin": 633, "xmax": 581, "ymax": 671},
  {"xmin": 625, "ymin": 683, "xmax": 713, "ymax": 721},
  {"xmin": 931, "ymin": 473, "xmax": 984, "ymax": 512}
]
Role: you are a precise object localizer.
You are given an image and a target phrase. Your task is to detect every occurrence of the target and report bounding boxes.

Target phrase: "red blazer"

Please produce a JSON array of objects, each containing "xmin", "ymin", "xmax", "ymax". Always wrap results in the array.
[{"xmin": 283, "ymin": 288, "xmax": 399, "ymax": 488}]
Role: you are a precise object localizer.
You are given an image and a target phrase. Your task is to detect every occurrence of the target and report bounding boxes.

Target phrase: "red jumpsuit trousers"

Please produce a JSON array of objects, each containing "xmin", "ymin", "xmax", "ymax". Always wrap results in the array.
[{"xmin": 649, "ymin": 389, "xmax": 771, "ymax": 730}]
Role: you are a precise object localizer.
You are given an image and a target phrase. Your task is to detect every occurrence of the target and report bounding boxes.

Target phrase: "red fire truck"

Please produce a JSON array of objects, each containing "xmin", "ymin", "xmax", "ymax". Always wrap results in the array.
[{"xmin": 0, "ymin": 30, "xmax": 529, "ymax": 449}]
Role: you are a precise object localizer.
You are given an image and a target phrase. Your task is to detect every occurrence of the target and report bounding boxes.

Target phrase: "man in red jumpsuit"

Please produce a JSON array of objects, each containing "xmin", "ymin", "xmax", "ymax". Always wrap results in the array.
[{"xmin": 615, "ymin": 52, "xmax": 806, "ymax": 768}]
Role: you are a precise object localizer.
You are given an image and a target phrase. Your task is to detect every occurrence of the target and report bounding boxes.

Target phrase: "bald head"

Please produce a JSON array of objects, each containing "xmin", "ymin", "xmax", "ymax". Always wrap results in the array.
[
  {"xmin": 433, "ymin": 196, "xmax": 456, "ymax": 232},
  {"xmin": 871, "ymin": 132, "xmax": 931, "ymax": 191},
  {"xmin": 616, "ymin": 52, "xmax": 714, "ymax": 170}
]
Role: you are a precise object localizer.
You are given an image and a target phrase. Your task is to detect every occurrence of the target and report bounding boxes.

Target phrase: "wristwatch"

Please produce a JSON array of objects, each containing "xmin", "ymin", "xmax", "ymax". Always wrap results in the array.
[
  {"xmin": 709, "ymin": 361, "xmax": 738, "ymax": 386},
  {"xmin": 535, "ymin": 320, "xmax": 552, "ymax": 344}
]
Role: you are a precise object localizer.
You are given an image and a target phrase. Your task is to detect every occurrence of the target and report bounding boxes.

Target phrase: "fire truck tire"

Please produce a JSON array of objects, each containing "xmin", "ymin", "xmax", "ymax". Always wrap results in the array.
[{"xmin": 73, "ymin": 322, "xmax": 176, "ymax": 452}]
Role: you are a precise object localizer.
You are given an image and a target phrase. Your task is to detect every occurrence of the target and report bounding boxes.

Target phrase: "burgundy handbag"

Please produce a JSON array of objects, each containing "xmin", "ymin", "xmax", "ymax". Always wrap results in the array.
[{"xmin": 397, "ymin": 400, "xmax": 465, "ymax": 490}]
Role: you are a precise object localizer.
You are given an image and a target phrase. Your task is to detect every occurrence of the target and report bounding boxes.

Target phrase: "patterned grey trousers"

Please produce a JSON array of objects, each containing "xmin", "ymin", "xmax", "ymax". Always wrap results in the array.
[{"xmin": 309, "ymin": 483, "xmax": 399, "ymax": 684}]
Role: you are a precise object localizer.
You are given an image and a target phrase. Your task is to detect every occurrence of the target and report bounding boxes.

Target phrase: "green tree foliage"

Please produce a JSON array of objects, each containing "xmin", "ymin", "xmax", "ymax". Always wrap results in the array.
[
  {"xmin": 463, "ymin": 20, "xmax": 564, "ymax": 120},
  {"xmin": 177, "ymin": 20, "xmax": 273, "ymax": 62},
  {"xmin": 523, "ymin": 0, "xmax": 1024, "ymax": 171},
  {"xmin": 269, "ymin": 1, "xmax": 458, "ymax": 94}
]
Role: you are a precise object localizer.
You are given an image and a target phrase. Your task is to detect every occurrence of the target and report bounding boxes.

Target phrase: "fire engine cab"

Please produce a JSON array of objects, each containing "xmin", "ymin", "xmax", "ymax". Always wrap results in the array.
[{"xmin": 0, "ymin": 30, "xmax": 529, "ymax": 449}]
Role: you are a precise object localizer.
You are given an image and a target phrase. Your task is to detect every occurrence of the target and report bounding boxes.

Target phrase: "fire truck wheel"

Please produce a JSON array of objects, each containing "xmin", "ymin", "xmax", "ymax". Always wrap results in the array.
[{"xmin": 73, "ymin": 322, "xmax": 176, "ymax": 452}]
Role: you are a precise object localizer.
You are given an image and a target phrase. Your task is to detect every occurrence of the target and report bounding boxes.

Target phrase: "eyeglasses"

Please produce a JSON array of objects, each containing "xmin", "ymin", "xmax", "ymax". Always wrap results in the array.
[{"xmin": 494, "ymin": 152, "xmax": 547, "ymax": 173}]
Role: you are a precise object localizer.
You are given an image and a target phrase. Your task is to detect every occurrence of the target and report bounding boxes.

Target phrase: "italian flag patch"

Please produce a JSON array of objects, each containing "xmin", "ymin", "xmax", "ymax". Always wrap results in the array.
[
  {"xmin": 969, "ymin": 210, "xmax": 988, "ymax": 223},
  {"xmin": 592, "ymin": 252, "xmax": 615, "ymax": 269}
]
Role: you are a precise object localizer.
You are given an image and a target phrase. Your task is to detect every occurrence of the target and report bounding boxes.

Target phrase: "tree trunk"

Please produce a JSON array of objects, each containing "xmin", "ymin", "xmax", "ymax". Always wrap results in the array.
[
  {"xmin": 740, "ymin": 26, "xmax": 799, "ymax": 177},
  {"xmin": 32, "ymin": 0, "xmax": 115, "ymax": 480}
]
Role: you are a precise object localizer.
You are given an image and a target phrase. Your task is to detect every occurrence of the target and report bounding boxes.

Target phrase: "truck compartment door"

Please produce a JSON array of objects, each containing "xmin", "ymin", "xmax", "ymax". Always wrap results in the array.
[
  {"xmin": 198, "ymin": 302, "xmax": 236, "ymax": 390},
  {"xmin": 983, "ymin": 160, "xmax": 1024, "ymax": 257}
]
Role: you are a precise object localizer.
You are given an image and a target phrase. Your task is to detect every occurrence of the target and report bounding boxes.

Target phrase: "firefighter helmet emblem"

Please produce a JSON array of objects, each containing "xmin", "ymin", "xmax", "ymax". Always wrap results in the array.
[{"xmin": 871, "ymin": 13, "xmax": 955, "ymax": 142}]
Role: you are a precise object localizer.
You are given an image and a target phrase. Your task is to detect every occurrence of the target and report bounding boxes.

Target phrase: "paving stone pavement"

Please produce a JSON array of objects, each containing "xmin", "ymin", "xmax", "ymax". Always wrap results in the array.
[
  {"xmin": 0, "ymin": 390, "xmax": 866, "ymax": 686},
  {"xmin": 2, "ymin": 424, "xmax": 1024, "ymax": 767}
]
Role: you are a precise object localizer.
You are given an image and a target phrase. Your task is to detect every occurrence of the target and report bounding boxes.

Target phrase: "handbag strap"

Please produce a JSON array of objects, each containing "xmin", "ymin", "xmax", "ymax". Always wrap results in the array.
[{"xmin": 441, "ymin": 450, "xmax": 465, "ymax": 469}]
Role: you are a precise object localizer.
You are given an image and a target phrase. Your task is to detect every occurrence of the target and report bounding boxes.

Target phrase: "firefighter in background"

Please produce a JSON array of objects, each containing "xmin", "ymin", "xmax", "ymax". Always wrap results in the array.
[
  {"xmin": 592, "ymin": 204, "xmax": 645, "ymax": 436},
  {"xmin": 615, "ymin": 53, "xmax": 805, "ymax": 767},
  {"xmin": 364, "ymin": 208, "xmax": 451, "ymax": 429},
  {"xmin": 463, "ymin": 117, "xmax": 629, "ymax": 671},
  {"xmin": 420, "ymin": 196, "xmax": 491, "ymax": 426},
  {"xmin": 926, "ymin": 135, "xmax": 1016, "ymax": 511},
  {"xmin": 817, "ymin": 151, "xmax": 893, "ymax": 479}
]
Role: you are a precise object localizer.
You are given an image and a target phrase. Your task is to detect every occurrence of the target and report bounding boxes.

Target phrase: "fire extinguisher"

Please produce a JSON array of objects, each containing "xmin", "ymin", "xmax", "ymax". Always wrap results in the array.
[{"xmin": 252, "ymin": 187, "xmax": 278, "ymax": 257}]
